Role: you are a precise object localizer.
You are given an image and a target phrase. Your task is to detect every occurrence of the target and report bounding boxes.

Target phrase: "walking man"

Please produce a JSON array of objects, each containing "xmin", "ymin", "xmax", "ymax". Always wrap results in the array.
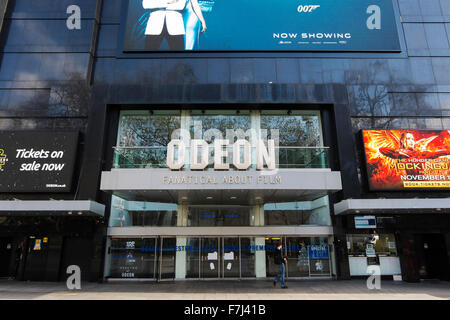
[{"xmin": 273, "ymin": 241, "xmax": 288, "ymax": 289}]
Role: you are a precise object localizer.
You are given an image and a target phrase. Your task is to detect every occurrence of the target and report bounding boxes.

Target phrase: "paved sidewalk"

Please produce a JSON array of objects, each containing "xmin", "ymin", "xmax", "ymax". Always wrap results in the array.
[{"xmin": 0, "ymin": 279, "xmax": 449, "ymax": 300}]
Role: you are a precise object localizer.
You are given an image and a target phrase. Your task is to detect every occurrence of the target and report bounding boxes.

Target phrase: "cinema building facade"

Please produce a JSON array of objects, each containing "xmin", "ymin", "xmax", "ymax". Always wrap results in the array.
[
  {"xmin": 0, "ymin": 0, "xmax": 449, "ymax": 282},
  {"xmin": 101, "ymin": 109, "xmax": 340, "ymax": 279}
]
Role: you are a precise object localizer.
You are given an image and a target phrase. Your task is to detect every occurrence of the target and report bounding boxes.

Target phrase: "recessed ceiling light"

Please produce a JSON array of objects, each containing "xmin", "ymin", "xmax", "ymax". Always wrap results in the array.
[
  {"xmin": 206, "ymin": 196, "xmax": 213, "ymax": 200},
  {"xmin": 77, "ymin": 211, "xmax": 83, "ymax": 215},
  {"xmin": 230, "ymin": 196, "xmax": 237, "ymax": 200}
]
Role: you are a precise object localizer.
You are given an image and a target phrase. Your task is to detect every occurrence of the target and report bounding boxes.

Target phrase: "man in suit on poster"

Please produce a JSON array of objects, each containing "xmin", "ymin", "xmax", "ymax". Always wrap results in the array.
[{"xmin": 142, "ymin": 0, "xmax": 187, "ymax": 50}]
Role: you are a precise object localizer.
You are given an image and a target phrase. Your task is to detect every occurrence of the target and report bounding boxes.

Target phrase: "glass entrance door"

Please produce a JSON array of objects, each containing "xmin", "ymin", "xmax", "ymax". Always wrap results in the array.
[
  {"xmin": 197, "ymin": 237, "xmax": 257, "ymax": 279},
  {"xmin": 240, "ymin": 237, "xmax": 256, "ymax": 278},
  {"xmin": 186, "ymin": 237, "xmax": 201, "ymax": 279},
  {"xmin": 222, "ymin": 238, "xmax": 240, "ymax": 278},
  {"xmin": 153, "ymin": 236, "xmax": 260, "ymax": 279},
  {"xmin": 160, "ymin": 237, "xmax": 176, "ymax": 280},
  {"xmin": 200, "ymin": 238, "xmax": 220, "ymax": 278},
  {"xmin": 265, "ymin": 237, "xmax": 282, "ymax": 277}
]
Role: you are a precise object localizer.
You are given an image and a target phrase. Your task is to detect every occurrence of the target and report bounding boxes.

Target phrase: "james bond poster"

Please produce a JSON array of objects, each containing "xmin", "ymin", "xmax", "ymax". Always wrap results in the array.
[
  {"xmin": 122, "ymin": 0, "xmax": 401, "ymax": 52},
  {"xmin": 0, "ymin": 131, "xmax": 78, "ymax": 192},
  {"xmin": 362, "ymin": 130, "xmax": 450, "ymax": 191}
]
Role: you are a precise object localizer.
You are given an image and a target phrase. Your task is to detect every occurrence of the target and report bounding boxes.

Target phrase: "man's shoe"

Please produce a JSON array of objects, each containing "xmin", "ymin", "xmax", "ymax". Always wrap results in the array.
[{"xmin": 281, "ymin": 286, "xmax": 288, "ymax": 289}]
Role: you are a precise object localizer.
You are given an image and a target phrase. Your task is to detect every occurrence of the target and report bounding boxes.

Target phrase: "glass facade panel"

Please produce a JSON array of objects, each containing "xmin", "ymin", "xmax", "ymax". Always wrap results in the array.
[
  {"xmin": 188, "ymin": 206, "xmax": 252, "ymax": 227},
  {"xmin": 347, "ymin": 234, "xmax": 398, "ymax": 257},
  {"xmin": 223, "ymin": 237, "xmax": 240, "ymax": 278},
  {"xmin": 189, "ymin": 110, "xmax": 252, "ymax": 169},
  {"xmin": 105, "ymin": 236, "xmax": 333, "ymax": 279},
  {"xmin": 260, "ymin": 110, "xmax": 323, "ymax": 146},
  {"xmin": 190, "ymin": 110, "xmax": 251, "ymax": 143},
  {"xmin": 115, "ymin": 110, "xmax": 181, "ymax": 168},
  {"xmin": 109, "ymin": 195, "xmax": 177, "ymax": 227},
  {"xmin": 200, "ymin": 238, "xmax": 220, "ymax": 278},
  {"xmin": 285, "ymin": 238, "xmax": 310, "ymax": 277},
  {"xmin": 160, "ymin": 238, "xmax": 176, "ymax": 279},
  {"xmin": 3, "ymin": 20, "xmax": 94, "ymax": 52},
  {"xmin": 185, "ymin": 238, "xmax": 201, "ymax": 279},
  {"xmin": 264, "ymin": 196, "xmax": 331, "ymax": 226},
  {"xmin": 265, "ymin": 237, "xmax": 281, "ymax": 277},
  {"xmin": 113, "ymin": 109, "xmax": 328, "ymax": 169},
  {"xmin": 117, "ymin": 110, "xmax": 181, "ymax": 147},
  {"xmin": 261, "ymin": 110, "xmax": 325, "ymax": 168},
  {"xmin": 240, "ymin": 238, "xmax": 256, "ymax": 278},
  {"xmin": 265, "ymin": 236, "xmax": 331, "ymax": 278},
  {"xmin": 108, "ymin": 238, "xmax": 157, "ymax": 279},
  {"xmin": 307, "ymin": 238, "xmax": 331, "ymax": 277}
]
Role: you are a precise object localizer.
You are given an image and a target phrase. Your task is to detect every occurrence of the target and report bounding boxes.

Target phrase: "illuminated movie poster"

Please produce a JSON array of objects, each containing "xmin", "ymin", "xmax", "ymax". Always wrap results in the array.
[
  {"xmin": 122, "ymin": 0, "xmax": 401, "ymax": 52},
  {"xmin": 362, "ymin": 130, "xmax": 450, "ymax": 190}
]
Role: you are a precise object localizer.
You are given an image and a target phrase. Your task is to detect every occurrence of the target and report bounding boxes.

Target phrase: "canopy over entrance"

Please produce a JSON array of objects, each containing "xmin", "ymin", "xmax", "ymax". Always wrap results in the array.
[
  {"xmin": 0, "ymin": 200, "xmax": 105, "ymax": 217},
  {"xmin": 101, "ymin": 168, "xmax": 342, "ymax": 205},
  {"xmin": 334, "ymin": 198, "xmax": 450, "ymax": 215}
]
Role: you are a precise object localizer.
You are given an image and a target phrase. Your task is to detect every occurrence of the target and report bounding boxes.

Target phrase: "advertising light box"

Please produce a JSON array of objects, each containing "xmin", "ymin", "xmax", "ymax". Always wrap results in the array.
[
  {"xmin": 0, "ymin": 131, "xmax": 78, "ymax": 192},
  {"xmin": 362, "ymin": 130, "xmax": 450, "ymax": 191},
  {"xmin": 122, "ymin": 0, "xmax": 401, "ymax": 52},
  {"xmin": 354, "ymin": 216, "xmax": 376, "ymax": 229}
]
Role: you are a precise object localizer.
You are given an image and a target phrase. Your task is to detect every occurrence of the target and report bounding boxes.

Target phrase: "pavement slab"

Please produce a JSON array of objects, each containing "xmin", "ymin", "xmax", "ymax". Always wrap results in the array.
[{"xmin": 0, "ymin": 279, "xmax": 449, "ymax": 300}]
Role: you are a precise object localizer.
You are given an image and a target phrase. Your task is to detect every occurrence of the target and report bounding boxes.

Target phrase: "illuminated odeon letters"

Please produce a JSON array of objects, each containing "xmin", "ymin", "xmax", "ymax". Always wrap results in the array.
[{"xmin": 167, "ymin": 139, "xmax": 276, "ymax": 170}]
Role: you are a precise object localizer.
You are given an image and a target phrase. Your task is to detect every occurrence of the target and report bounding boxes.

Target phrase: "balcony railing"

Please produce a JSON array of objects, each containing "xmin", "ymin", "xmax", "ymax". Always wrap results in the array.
[{"xmin": 112, "ymin": 146, "xmax": 330, "ymax": 169}]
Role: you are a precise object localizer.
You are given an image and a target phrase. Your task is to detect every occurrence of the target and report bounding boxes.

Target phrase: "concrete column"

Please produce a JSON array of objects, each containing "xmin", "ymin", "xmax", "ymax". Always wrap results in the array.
[
  {"xmin": 175, "ymin": 204, "xmax": 188, "ymax": 279},
  {"xmin": 175, "ymin": 237, "xmax": 187, "ymax": 279},
  {"xmin": 328, "ymin": 235, "xmax": 337, "ymax": 277},
  {"xmin": 103, "ymin": 237, "xmax": 112, "ymax": 279},
  {"xmin": 255, "ymin": 237, "xmax": 266, "ymax": 278},
  {"xmin": 253, "ymin": 204, "xmax": 264, "ymax": 226},
  {"xmin": 253, "ymin": 204, "xmax": 266, "ymax": 277},
  {"xmin": 177, "ymin": 204, "xmax": 188, "ymax": 227}
]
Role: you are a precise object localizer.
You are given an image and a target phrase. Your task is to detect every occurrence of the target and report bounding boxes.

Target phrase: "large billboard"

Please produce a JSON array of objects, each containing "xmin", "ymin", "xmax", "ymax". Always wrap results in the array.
[
  {"xmin": 362, "ymin": 130, "xmax": 450, "ymax": 191},
  {"xmin": 122, "ymin": 0, "xmax": 401, "ymax": 52},
  {"xmin": 0, "ymin": 131, "xmax": 78, "ymax": 192}
]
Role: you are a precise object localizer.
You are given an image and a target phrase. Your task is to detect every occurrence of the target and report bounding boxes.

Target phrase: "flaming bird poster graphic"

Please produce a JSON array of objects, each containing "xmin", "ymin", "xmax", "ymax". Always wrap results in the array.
[{"xmin": 362, "ymin": 130, "xmax": 450, "ymax": 190}]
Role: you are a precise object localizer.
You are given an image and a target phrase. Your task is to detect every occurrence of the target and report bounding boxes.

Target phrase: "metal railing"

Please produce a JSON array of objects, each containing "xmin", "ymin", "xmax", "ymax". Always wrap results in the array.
[{"xmin": 112, "ymin": 146, "xmax": 330, "ymax": 169}]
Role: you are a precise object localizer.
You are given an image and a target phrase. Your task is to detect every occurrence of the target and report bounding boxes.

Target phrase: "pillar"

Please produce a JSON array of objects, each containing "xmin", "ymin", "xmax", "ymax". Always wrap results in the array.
[{"xmin": 175, "ymin": 204, "xmax": 188, "ymax": 278}]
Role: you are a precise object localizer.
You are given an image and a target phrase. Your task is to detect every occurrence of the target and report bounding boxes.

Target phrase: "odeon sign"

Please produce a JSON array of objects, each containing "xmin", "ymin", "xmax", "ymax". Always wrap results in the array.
[{"xmin": 166, "ymin": 139, "xmax": 276, "ymax": 171}]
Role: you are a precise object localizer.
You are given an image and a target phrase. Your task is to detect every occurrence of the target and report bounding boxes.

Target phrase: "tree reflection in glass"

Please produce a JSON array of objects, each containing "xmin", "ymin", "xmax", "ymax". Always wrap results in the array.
[
  {"xmin": 116, "ymin": 111, "xmax": 181, "ymax": 168},
  {"xmin": 261, "ymin": 111, "xmax": 323, "ymax": 168}
]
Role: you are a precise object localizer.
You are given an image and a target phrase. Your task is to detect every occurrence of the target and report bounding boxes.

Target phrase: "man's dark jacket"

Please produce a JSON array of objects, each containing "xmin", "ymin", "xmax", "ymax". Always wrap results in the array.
[{"xmin": 274, "ymin": 248, "xmax": 285, "ymax": 265}]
